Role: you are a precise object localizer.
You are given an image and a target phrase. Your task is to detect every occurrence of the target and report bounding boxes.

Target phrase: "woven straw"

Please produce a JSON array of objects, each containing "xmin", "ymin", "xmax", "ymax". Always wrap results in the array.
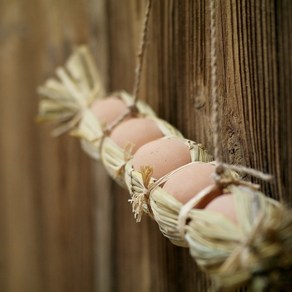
[
  {"xmin": 37, "ymin": 45, "xmax": 105, "ymax": 137},
  {"xmin": 181, "ymin": 184, "xmax": 292, "ymax": 290},
  {"xmin": 151, "ymin": 164, "xmax": 239, "ymax": 248},
  {"xmin": 125, "ymin": 138, "xmax": 213, "ymax": 226},
  {"xmin": 102, "ymin": 119, "xmax": 183, "ymax": 188},
  {"xmin": 72, "ymin": 90, "xmax": 156, "ymax": 160}
]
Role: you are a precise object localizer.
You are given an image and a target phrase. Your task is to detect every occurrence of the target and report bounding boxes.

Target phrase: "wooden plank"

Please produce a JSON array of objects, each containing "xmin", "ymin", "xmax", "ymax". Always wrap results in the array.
[{"xmin": 0, "ymin": 0, "xmax": 102, "ymax": 291}]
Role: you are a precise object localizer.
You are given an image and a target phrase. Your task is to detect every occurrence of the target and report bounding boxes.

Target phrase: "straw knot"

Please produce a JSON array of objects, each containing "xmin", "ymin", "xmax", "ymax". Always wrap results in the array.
[
  {"xmin": 129, "ymin": 165, "xmax": 154, "ymax": 222},
  {"xmin": 215, "ymin": 207, "xmax": 292, "ymax": 290},
  {"xmin": 127, "ymin": 103, "xmax": 139, "ymax": 117}
]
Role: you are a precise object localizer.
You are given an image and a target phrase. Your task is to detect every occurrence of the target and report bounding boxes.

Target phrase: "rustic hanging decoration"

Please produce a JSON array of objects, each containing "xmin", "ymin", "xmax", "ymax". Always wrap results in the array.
[{"xmin": 36, "ymin": 0, "xmax": 292, "ymax": 291}]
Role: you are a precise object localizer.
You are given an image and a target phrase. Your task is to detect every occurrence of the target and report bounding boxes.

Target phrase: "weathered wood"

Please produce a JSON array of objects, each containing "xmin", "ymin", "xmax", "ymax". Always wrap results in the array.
[
  {"xmin": 0, "ymin": 0, "xmax": 100, "ymax": 291},
  {"xmin": 0, "ymin": 0, "xmax": 291, "ymax": 292}
]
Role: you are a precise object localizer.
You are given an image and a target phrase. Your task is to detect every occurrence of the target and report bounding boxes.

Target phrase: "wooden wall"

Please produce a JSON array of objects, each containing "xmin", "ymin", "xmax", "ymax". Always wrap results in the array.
[{"xmin": 0, "ymin": 0, "xmax": 291, "ymax": 291}]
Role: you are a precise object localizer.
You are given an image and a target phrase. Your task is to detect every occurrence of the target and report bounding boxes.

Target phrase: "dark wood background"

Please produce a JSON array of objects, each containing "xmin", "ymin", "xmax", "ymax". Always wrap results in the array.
[{"xmin": 0, "ymin": 0, "xmax": 291, "ymax": 291}]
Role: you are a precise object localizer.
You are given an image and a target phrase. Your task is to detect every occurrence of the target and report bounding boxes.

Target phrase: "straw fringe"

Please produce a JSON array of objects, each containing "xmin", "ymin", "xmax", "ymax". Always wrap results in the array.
[{"xmin": 37, "ymin": 45, "xmax": 105, "ymax": 136}]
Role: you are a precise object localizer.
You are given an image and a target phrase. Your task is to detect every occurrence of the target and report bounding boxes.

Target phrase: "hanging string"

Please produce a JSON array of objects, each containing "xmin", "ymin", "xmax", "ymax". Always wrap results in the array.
[
  {"xmin": 210, "ymin": 0, "xmax": 221, "ymax": 170},
  {"xmin": 132, "ymin": 0, "xmax": 152, "ymax": 105},
  {"xmin": 209, "ymin": 0, "xmax": 272, "ymax": 182},
  {"xmin": 105, "ymin": 0, "xmax": 152, "ymax": 133}
]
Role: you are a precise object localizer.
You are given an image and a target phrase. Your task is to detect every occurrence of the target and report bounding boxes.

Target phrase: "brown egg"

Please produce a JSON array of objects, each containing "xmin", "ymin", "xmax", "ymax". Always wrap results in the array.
[
  {"xmin": 163, "ymin": 163, "xmax": 221, "ymax": 205},
  {"xmin": 132, "ymin": 137, "xmax": 191, "ymax": 179},
  {"xmin": 110, "ymin": 118, "xmax": 164, "ymax": 154},
  {"xmin": 205, "ymin": 194, "xmax": 237, "ymax": 223},
  {"xmin": 90, "ymin": 96, "xmax": 128, "ymax": 126}
]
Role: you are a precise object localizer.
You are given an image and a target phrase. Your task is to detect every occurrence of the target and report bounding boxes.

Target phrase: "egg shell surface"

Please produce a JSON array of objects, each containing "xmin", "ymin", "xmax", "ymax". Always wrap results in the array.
[
  {"xmin": 205, "ymin": 194, "xmax": 237, "ymax": 223},
  {"xmin": 163, "ymin": 163, "xmax": 221, "ymax": 205},
  {"xmin": 110, "ymin": 118, "xmax": 164, "ymax": 154},
  {"xmin": 91, "ymin": 96, "xmax": 128, "ymax": 126},
  {"xmin": 132, "ymin": 137, "xmax": 191, "ymax": 179}
]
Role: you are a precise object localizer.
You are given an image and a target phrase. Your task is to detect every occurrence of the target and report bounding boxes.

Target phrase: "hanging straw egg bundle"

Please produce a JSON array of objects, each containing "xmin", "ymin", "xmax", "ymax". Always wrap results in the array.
[{"xmin": 36, "ymin": 0, "xmax": 292, "ymax": 290}]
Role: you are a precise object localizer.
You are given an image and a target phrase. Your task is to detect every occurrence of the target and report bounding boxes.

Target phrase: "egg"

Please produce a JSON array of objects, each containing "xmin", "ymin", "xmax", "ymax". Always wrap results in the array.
[
  {"xmin": 132, "ymin": 137, "xmax": 191, "ymax": 179},
  {"xmin": 205, "ymin": 194, "xmax": 237, "ymax": 223},
  {"xmin": 90, "ymin": 96, "xmax": 128, "ymax": 126},
  {"xmin": 163, "ymin": 163, "xmax": 221, "ymax": 205},
  {"xmin": 109, "ymin": 118, "xmax": 164, "ymax": 154}
]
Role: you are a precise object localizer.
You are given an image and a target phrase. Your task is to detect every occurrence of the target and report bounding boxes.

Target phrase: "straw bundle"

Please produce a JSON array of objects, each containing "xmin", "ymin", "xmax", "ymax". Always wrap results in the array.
[
  {"xmin": 149, "ymin": 163, "xmax": 227, "ymax": 247},
  {"xmin": 102, "ymin": 119, "xmax": 183, "ymax": 187},
  {"xmin": 37, "ymin": 46, "xmax": 105, "ymax": 137},
  {"xmin": 73, "ymin": 90, "xmax": 156, "ymax": 160},
  {"xmin": 125, "ymin": 139, "xmax": 213, "ymax": 226},
  {"xmin": 179, "ymin": 183, "xmax": 292, "ymax": 291}
]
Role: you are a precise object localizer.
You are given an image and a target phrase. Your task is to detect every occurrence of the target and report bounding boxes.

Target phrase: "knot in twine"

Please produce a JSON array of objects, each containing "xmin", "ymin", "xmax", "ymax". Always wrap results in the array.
[
  {"xmin": 129, "ymin": 165, "xmax": 154, "ymax": 222},
  {"xmin": 103, "ymin": 103, "xmax": 138, "ymax": 135},
  {"xmin": 215, "ymin": 208, "xmax": 292, "ymax": 290}
]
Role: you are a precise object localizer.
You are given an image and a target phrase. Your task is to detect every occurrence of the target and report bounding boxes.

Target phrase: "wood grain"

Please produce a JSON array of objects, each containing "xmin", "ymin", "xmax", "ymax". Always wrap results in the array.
[{"xmin": 0, "ymin": 0, "xmax": 291, "ymax": 292}]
